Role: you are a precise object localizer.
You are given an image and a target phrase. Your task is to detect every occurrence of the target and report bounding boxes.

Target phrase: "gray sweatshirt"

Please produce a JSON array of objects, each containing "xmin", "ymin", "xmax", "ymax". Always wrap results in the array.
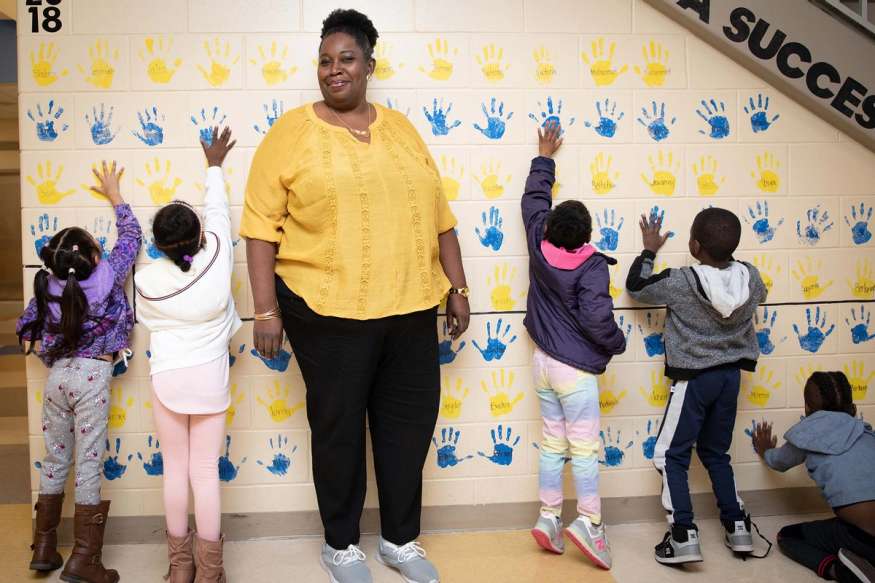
[
  {"xmin": 626, "ymin": 250, "xmax": 768, "ymax": 380},
  {"xmin": 765, "ymin": 410, "xmax": 875, "ymax": 508}
]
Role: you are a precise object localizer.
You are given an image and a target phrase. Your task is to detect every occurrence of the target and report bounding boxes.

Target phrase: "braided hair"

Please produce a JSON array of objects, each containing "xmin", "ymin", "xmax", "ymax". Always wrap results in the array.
[
  {"xmin": 320, "ymin": 9, "xmax": 379, "ymax": 60},
  {"xmin": 152, "ymin": 201, "xmax": 204, "ymax": 273},
  {"xmin": 806, "ymin": 371, "xmax": 857, "ymax": 417}
]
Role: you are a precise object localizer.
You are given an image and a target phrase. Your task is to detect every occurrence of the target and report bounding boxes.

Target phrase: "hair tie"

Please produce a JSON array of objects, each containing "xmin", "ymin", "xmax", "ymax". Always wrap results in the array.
[
  {"xmin": 183, "ymin": 255, "xmax": 193, "ymax": 264},
  {"xmin": 40, "ymin": 265, "xmax": 49, "ymax": 272},
  {"xmin": 68, "ymin": 267, "xmax": 75, "ymax": 274},
  {"xmin": 71, "ymin": 244, "xmax": 79, "ymax": 252}
]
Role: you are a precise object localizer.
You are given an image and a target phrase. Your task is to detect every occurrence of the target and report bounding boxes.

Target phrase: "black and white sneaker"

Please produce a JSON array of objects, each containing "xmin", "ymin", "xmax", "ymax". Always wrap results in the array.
[
  {"xmin": 654, "ymin": 524, "xmax": 703, "ymax": 564},
  {"xmin": 723, "ymin": 515, "xmax": 754, "ymax": 553},
  {"xmin": 838, "ymin": 548, "xmax": 875, "ymax": 583}
]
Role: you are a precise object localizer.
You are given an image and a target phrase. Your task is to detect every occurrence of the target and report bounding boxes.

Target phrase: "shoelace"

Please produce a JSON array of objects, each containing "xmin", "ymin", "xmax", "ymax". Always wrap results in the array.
[
  {"xmin": 740, "ymin": 520, "xmax": 773, "ymax": 560},
  {"xmin": 332, "ymin": 544, "xmax": 366, "ymax": 566},
  {"xmin": 393, "ymin": 541, "xmax": 427, "ymax": 563}
]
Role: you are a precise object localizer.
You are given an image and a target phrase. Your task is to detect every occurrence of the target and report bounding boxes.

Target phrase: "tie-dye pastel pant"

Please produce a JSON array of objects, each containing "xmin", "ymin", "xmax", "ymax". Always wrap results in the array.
[
  {"xmin": 38, "ymin": 357, "xmax": 112, "ymax": 505},
  {"xmin": 533, "ymin": 347, "xmax": 601, "ymax": 523}
]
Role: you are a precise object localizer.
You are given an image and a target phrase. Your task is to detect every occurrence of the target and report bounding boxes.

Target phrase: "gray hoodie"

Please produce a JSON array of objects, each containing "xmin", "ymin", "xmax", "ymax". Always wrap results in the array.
[{"xmin": 765, "ymin": 411, "xmax": 875, "ymax": 508}]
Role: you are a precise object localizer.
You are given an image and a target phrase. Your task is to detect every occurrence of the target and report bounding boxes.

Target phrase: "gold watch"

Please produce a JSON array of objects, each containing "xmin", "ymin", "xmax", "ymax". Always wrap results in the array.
[{"xmin": 448, "ymin": 286, "xmax": 470, "ymax": 298}]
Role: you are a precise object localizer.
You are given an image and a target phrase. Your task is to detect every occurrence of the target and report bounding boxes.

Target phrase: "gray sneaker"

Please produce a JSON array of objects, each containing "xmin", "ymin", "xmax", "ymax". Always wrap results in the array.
[
  {"xmin": 376, "ymin": 538, "xmax": 439, "ymax": 583},
  {"xmin": 654, "ymin": 524, "xmax": 703, "ymax": 564},
  {"xmin": 723, "ymin": 516, "xmax": 754, "ymax": 553},
  {"xmin": 531, "ymin": 512, "xmax": 565, "ymax": 554},
  {"xmin": 565, "ymin": 516, "xmax": 611, "ymax": 569},
  {"xmin": 320, "ymin": 544, "xmax": 373, "ymax": 583}
]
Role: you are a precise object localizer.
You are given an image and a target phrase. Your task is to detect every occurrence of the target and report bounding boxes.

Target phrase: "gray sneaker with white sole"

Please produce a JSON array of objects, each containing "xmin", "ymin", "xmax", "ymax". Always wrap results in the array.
[
  {"xmin": 320, "ymin": 544, "xmax": 373, "ymax": 583},
  {"xmin": 376, "ymin": 538, "xmax": 439, "ymax": 583}
]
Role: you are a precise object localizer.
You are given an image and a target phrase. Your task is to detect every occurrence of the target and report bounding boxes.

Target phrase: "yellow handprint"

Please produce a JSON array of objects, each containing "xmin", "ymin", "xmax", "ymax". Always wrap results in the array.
[
  {"xmin": 81, "ymin": 162, "xmax": 124, "ymax": 202},
  {"xmin": 590, "ymin": 152, "xmax": 619, "ymax": 195},
  {"xmin": 440, "ymin": 377, "xmax": 470, "ymax": 420},
  {"xmin": 476, "ymin": 44, "xmax": 509, "ymax": 83},
  {"xmin": 794, "ymin": 364, "xmax": 822, "ymax": 394},
  {"xmin": 488, "ymin": 263, "xmax": 522, "ymax": 311},
  {"xmin": 475, "ymin": 161, "xmax": 512, "ymax": 199},
  {"xmin": 77, "ymin": 39, "xmax": 119, "ymax": 89},
  {"xmin": 30, "ymin": 42, "xmax": 68, "ymax": 87},
  {"xmin": 136, "ymin": 158, "xmax": 183, "ymax": 205},
  {"xmin": 752, "ymin": 152, "xmax": 781, "ymax": 193},
  {"xmin": 634, "ymin": 41, "xmax": 670, "ymax": 88},
  {"xmin": 439, "ymin": 155, "xmax": 465, "ymax": 201},
  {"xmin": 581, "ymin": 38, "xmax": 627, "ymax": 87},
  {"xmin": 256, "ymin": 381, "xmax": 304, "ymax": 423},
  {"xmin": 533, "ymin": 45, "xmax": 557, "ymax": 85},
  {"xmin": 652, "ymin": 260, "xmax": 669, "ymax": 275},
  {"xmin": 250, "ymin": 41, "xmax": 298, "ymax": 86},
  {"xmin": 139, "ymin": 36, "xmax": 182, "ymax": 84},
  {"xmin": 848, "ymin": 258, "xmax": 875, "ymax": 300},
  {"xmin": 752, "ymin": 255, "xmax": 781, "ymax": 294},
  {"xmin": 598, "ymin": 373, "xmax": 627, "ymax": 415},
  {"xmin": 608, "ymin": 264, "xmax": 623, "ymax": 300},
  {"xmin": 27, "ymin": 161, "xmax": 76, "ymax": 205},
  {"xmin": 108, "ymin": 385, "xmax": 135, "ymax": 429},
  {"xmin": 843, "ymin": 361, "xmax": 874, "ymax": 402},
  {"xmin": 226, "ymin": 384, "xmax": 245, "ymax": 426},
  {"xmin": 641, "ymin": 150, "xmax": 679, "ymax": 196},
  {"xmin": 198, "ymin": 38, "xmax": 240, "ymax": 87},
  {"xmin": 481, "ymin": 369, "xmax": 524, "ymax": 418},
  {"xmin": 692, "ymin": 155, "xmax": 725, "ymax": 197},
  {"xmin": 373, "ymin": 42, "xmax": 403, "ymax": 81},
  {"xmin": 552, "ymin": 164, "xmax": 562, "ymax": 198},
  {"xmin": 418, "ymin": 37, "xmax": 458, "ymax": 81},
  {"xmin": 195, "ymin": 162, "xmax": 234, "ymax": 200},
  {"xmin": 743, "ymin": 367, "xmax": 781, "ymax": 407},
  {"xmin": 792, "ymin": 257, "xmax": 833, "ymax": 300},
  {"xmin": 35, "ymin": 390, "xmax": 43, "ymax": 404},
  {"xmin": 639, "ymin": 370, "xmax": 671, "ymax": 408}
]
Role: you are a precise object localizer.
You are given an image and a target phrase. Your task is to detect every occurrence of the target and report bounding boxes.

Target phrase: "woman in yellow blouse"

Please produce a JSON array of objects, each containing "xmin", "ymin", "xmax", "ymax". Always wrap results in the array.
[{"xmin": 241, "ymin": 9, "xmax": 467, "ymax": 583}]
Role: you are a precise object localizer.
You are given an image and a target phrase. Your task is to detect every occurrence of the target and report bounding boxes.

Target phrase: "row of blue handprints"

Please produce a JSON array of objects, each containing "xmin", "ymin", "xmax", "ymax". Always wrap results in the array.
[{"xmin": 27, "ymin": 93, "xmax": 780, "ymax": 146}]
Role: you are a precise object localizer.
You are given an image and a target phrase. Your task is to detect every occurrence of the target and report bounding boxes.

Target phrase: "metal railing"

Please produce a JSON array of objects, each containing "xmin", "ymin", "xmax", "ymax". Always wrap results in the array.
[{"xmin": 814, "ymin": 0, "xmax": 875, "ymax": 38}]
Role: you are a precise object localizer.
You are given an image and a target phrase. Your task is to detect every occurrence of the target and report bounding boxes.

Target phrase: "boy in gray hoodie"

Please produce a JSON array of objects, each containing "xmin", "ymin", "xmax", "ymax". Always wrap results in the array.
[
  {"xmin": 626, "ymin": 207, "xmax": 767, "ymax": 565},
  {"xmin": 753, "ymin": 371, "xmax": 875, "ymax": 583}
]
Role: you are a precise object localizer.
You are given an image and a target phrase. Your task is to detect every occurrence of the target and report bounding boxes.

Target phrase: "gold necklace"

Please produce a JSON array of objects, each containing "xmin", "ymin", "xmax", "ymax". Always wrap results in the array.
[{"xmin": 328, "ymin": 104, "xmax": 372, "ymax": 138}]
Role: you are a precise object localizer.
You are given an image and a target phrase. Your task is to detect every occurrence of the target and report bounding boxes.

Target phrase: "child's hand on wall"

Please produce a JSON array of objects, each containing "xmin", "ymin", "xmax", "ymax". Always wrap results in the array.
[
  {"xmin": 752, "ymin": 420, "xmax": 776, "ymax": 458},
  {"xmin": 90, "ymin": 160, "xmax": 125, "ymax": 206},
  {"xmin": 537, "ymin": 121, "xmax": 562, "ymax": 158},
  {"xmin": 201, "ymin": 126, "xmax": 236, "ymax": 168},
  {"xmin": 639, "ymin": 208, "xmax": 670, "ymax": 254}
]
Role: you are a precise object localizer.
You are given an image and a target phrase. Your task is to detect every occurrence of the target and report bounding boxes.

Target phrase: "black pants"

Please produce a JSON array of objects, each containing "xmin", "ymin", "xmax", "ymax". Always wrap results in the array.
[
  {"xmin": 277, "ymin": 277, "xmax": 440, "ymax": 549},
  {"xmin": 778, "ymin": 518, "xmax": 875, "ymax": 580}
]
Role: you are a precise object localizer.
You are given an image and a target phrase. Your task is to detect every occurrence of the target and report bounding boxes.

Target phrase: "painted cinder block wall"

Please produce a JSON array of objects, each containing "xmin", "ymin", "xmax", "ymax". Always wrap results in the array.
[{"xmin": 18, "ymin": 0, "xmax": 875, "ymax": 519}]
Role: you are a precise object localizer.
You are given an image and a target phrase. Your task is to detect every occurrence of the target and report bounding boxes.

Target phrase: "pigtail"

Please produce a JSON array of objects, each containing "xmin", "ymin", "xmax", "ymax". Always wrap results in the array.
[
  {"xmin": 57, "ymin": 260, "xmax": 90, "ymax": 355},
  {"xmin": 17, "ymin": 265, "xmax": 51, "ymax": 353}
]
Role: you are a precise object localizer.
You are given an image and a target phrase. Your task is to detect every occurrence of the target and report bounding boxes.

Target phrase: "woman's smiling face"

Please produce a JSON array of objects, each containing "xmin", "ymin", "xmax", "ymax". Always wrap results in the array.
[{"xmin": 317, "ymin": 32, "xmax": 374, "ymax": 110}]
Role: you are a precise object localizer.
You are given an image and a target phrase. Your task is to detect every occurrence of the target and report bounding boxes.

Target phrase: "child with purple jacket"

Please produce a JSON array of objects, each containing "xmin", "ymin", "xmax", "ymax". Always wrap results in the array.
[{"xmin": 522, "ymin": 122, "xmax": 626, "ymax": 570}]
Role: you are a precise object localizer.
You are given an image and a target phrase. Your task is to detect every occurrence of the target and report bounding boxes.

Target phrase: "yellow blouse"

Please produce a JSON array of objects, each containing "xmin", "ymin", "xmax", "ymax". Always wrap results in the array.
[{"xmin": 240, "ymin": 103, "xmax": 457, "ymax": 320}]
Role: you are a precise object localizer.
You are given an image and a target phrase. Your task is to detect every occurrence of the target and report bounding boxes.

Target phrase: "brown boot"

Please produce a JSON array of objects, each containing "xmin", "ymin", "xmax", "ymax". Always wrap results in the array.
[
  {"xmin": 194, "ymin": 534, "xmax": 226, "ymax": 583},
  {"xmin": 30, "ymin": 493, "xmax": 65, "ymax": 571},
  {"xmin": 59, "ymin": 500, "xmax": 119, "ymax": 583},
  {"xmin": 165, "ymin": 530, "xmax": 196, "ymax": 582}
]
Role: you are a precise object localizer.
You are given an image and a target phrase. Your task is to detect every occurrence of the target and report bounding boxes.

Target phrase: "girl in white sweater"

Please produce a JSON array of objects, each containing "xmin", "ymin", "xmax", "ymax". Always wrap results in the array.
[{"xmin": 135, "ymin": 127, "xmax": 241, "ymax": 583}]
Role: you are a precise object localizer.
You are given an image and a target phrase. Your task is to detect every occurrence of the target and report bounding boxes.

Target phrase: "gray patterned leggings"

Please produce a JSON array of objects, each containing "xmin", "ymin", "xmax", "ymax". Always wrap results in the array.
[{"xmin": 39, "ymin": 357, "xmax": 112, "ymax": 505}]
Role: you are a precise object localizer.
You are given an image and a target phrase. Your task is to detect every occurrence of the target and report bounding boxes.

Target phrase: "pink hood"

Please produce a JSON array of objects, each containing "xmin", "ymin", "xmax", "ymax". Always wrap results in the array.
[{"xmin": 540, "ymin": 241, "xmax": 596, "ymax": 270}]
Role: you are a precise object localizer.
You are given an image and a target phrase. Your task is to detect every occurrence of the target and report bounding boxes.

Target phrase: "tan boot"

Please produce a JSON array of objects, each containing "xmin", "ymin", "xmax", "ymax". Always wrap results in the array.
[
  {"xmin": 30, "ymin": 493, "xmax": 65, "ymax": 571},
  {"xmin": 165, "ymin": 530, "xmax": 196, "ymax": 583},
  {"xmin": 194, "ymin": 534, "xmax": 226, "ymax": 583},
  {"xmin": 59, "ymin": 500, "xmax": 119, "ymax": 583}
]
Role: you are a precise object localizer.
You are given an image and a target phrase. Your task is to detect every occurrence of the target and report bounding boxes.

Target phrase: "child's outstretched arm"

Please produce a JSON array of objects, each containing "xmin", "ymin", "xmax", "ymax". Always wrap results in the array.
[
  {"xmin": 753, "ymin": 420, "xmax": 805, "ymax": 471},
  {"xmin": 91, "ymin": 161, "xmax": 142, "ymax": 284},
  {"xmin": 201, "ymin": 126, "xmax": 236, "ymax": 236},
  {"xmin": 521, "ymin": 122, "xmax": 562, "ymax": 232},
  {"xmin": 626, "ymin": 211, "xmax": 674, "ymax": 305}
]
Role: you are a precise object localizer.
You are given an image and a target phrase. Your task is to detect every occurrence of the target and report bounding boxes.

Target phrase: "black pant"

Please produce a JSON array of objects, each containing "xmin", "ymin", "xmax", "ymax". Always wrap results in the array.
[
  {"xmin": 277, "ymin": 277, "xmax": 440, "ymax": 549},
  {"xmin": 778, "ymin": 518, "xmax": 875, "ymax": 580}
]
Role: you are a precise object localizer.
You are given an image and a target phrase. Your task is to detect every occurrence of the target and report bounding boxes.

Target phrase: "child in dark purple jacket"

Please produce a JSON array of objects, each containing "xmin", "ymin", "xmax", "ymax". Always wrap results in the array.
[{"xmin": 523, "ymin": 122, "xmax": 626, "ymax": 570}]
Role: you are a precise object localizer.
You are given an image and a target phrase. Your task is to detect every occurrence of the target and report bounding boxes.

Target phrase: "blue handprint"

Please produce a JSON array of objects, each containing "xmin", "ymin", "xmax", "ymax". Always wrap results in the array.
[
  {"xmin": 599, "ymin": 428, "xmax": 633, "ymax": 467},
  {"xmin": 796, "ymin": 205, "xmax": 834, "ymax": 246},
  {"xmin": 696, "ymin": 98, "xmax": 730, "ymax": 139},
  {"xmin": 473, "ymin": 97, "xmax": 513, "ymax": 140},
  {"xmin": 638, "ymin": 311, "xmax": 665, "ymax": 357},
  {"xmin": 229, "ymin": 343, "xmax": 245, "ymax": 367},
  {"xmin": 27, "ymin": 100, "xmax": 68, "ymax": 142},
  {"xmin": 637, "ymin": 100, "xmax": 675, "ymax": 142},
  {"xmin": 478, "ymin": 424, "xmax": 520, "ymax": 466},
  {"xmin": 218, "ymin": 434, "xmax": 247, "ymax": 482},
  {"xmin": 256, "ymin": 434, "xmax": 297, "ymax": 476},
  {"xmin": 190, "ymin": 106, "xmax": 227, "ymax": 145},
  {"xmin": 423, "ymin": 98, "xmax": 462, "ymax": 136},
  {"xmin": 438, "ymin": 321, "xmax": 466, "ymax": 365},
  {"xmin": 86, "ymin": 104, "xmax": 119, "ymax": 145},
  {"xmin": 583, "ymin": 98, "xmax": 623, "ymax": 138},
  {"xmin": 755, "ymin": 307, "xmax": 787, "ymax": 355},
  {"xmin": 743, "ymin": 420, "xmax": 759, "ymax": 452},
  {"xmin": 251, "ymin": 346, "xmax": 292, "ymax": 372},
  {"xmin": 846, "ymin": 305, "xmax": 875, "ymax": 345},
  {"xmin": 30, "ymin": 213, "xmax": 59, "ymax": 257},
  {"xmin": 615, "ymin": 315, "xmax": 633, "ymax": 341},
  {"xmin": 432, "ymin": 427, "xmax": 473, "ymax": 468},
  {"xmin": 137, "ymin": 435, "xmax": 163, "ymax": 476},
  {"xmin": 637, "ymin": 419, "xmax": 659, "ymax": 461},
  {"xmin": 475, "ymin": 206, "xmax": 504, "ymax": 251},
  {"xmin": 472, "ymin": 318, "xmax": 517, "ymax": 362},
  {"xmin": 253, "ymin": 99, "xmax": 285, "ymax": 135},
  {"xmin": 845, "ymin": 202, "xmax": 873, "ymax": 245},
  {"xmin": 594, "ymin": 208, "xmax": 624, "ymax": 252},
  {"xmin": 132, "ymin": 106, "xmax": 165, "ymax": 146},
  {"xmin": 528, "ymin": 96, "xmax": 576, "ymax": 132},
  {"xmin": 745, "ymin": 201, "xmax": 784, "ymax": 244},
  {"xmin": 793, "ymin": 307, "xmax": 835, "ymax": 353},
  {"xmin": 744, "ymin": 93, "xmax": 780, "ymax": 133},
  {"xmin": 145, "ymin": 236, "xmax": 165, "ymax": 259},
  {"xmin": 385, "ymin": 97, "xmax": 411, "ymax": 117},
  {"xmin": 102, "ymin": 438, "xmax": 132, "ymax": 481},
  {"xmin": 90, "ymin": 216, "xmax": 113, "ymax": 259},
  {"xmin": 648, "ymin": 206, "xmax": 676, "ymax": 239}
]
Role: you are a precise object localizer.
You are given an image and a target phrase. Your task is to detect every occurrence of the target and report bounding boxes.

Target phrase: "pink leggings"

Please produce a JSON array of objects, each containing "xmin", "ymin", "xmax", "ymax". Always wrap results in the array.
[{"xmin": 151, "ymin": 392, "xmax": 225, "ymax": 541}]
